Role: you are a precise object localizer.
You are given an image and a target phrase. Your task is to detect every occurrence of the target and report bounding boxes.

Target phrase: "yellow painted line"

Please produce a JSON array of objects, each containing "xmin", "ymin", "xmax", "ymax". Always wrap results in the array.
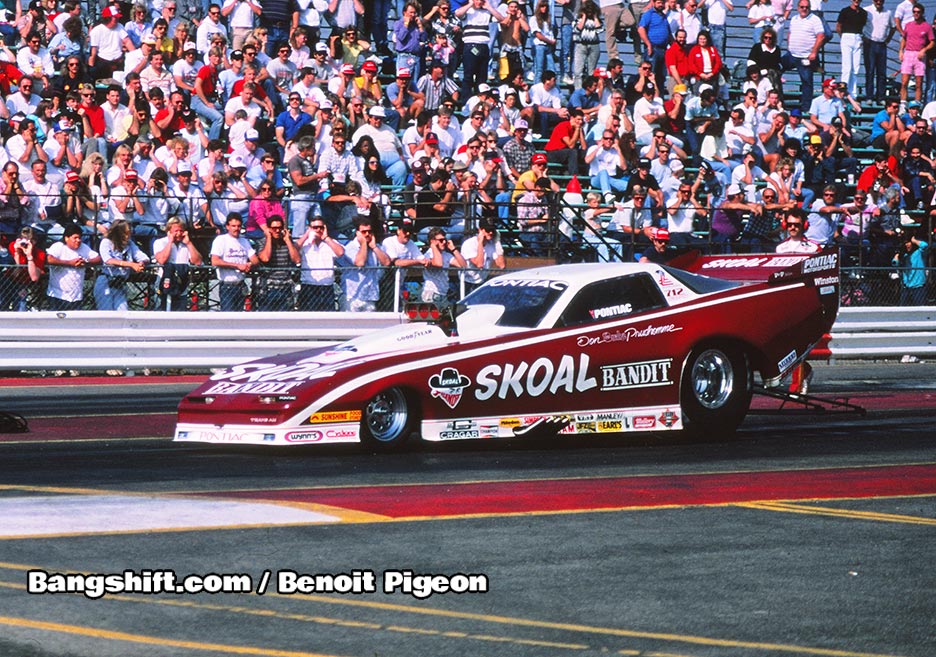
[
  {"xmin": 0, "ymin": 569, "xmax": 911, "ymax": 657},
  {"xmin": 738, "ymin": 501, "xmax": 936, "ymax": 526},
  {"xmin": 0, "ymin": 615, "xmax": 348, "ymax": 657}
]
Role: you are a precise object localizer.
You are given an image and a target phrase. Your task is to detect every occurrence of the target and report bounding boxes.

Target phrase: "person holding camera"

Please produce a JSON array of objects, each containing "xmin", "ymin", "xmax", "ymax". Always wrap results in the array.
[
  {"xmin": 421, "ymin": 226, "xmax": 466, "ymax": 306},
  {"xmin": 152, "ymin": 217, "xmax": 203, "ymax": 311},
  {"xmin": 3, "ymin": 226, "xmax": 45, "ymax": 311},
  {"xmin": 94, "ymin": 220, "xmax": 150, "ymax": 311}
]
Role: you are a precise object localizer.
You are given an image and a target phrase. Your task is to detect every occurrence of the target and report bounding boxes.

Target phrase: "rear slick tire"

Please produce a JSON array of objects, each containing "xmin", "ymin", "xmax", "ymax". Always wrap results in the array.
[
  {"xmin": 360, "ymin": 388, "xmax": 416, "ymax": 451},
  {"xmin": 680, "ymin": 345, "xmax": 752, "ymax": 438}
]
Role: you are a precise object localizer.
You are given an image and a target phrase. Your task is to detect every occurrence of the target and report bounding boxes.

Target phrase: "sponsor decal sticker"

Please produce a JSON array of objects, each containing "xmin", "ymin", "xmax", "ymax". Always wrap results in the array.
[
  {"xmin": 659, "ymin": 410, "xmax": 679, "ymax": 428},
  {"xmin": 475, "ymin": 354, "xmax": 597, "ymax": 401},
  {"xmin": 701, "ymin": 256, "xmax": 805, "ymax": 269},
  {"xmin": 802, "ymin": 253, "xmax": 838, "ymax": 274},
  {"xmin": 308, "ymin": 410, "xmax": 362, "ymax": 424},
  {"xmin": 633, "ymin": 415, "xmax": 656, "ymax": 429},
  {"xmin": 600, "ymin": 359, "xmax": 674, "ymax": 391},
  {"xmin": 778, "ymin": 350, "xmax": 797, "ymax": 372},
  {"xmin": 325, "ymin": 428, "xmax": 357, "ymax": 439},
  {"xmin": 439, "ymin": 430, "xmax": 481, "ymax": 440},
  {"xmin": 820, "ymin": 285, "xmax": 835, "ymax": 295},
  {"xmin": 499, "ymin": 417, "xmax": 522, "ymax": 428},
  {"xmin": 486, "ymin": 278, "xmax": 567, "ymax": 291},
  {"xmin": 249, "ymin": 417, "xmax": 278, "ymax": 424},
  {"xmin": 285, "ymin": 431, "xmax": 324, "ymax": 443},
  {"xmin": 597, "ymin": 420, "xmax": 623, "ymax": 432},
  {"xmin": 429, "ymin": 368, "xmax": 472, "ymax": 409},
  {"xmin": 577, "ymin": 324, "xmax": 681, "ymax": 348},
  {"xmin": 589, "ymin": 303, "xmax": 632, "ymax": 320},
  {"xmin": 575, "ymin": 421, "xmax": 597, "ymax": 433}
]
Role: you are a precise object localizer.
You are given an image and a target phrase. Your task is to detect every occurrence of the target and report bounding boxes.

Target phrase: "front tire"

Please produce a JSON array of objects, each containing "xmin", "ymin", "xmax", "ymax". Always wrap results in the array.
[
  {"xmin": 361, "ymin": 388, "xmax": 416, "ymax": 451},
  {"xmin": 681, "ymin": 345, "xmax": 752, "ymax": 437}
]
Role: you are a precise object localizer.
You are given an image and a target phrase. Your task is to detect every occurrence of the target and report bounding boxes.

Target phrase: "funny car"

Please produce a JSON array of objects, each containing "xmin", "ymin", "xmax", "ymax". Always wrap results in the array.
[{"xmin": 175, "ymin": 251, "xmax": 840, "ymax": 449}]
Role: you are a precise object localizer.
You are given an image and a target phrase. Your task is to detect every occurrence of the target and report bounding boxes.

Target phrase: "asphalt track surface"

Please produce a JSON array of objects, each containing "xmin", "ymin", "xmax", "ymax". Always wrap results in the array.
[{"xmin": 0, "ymin": 362, "xmax": 935, "ymax": 657}]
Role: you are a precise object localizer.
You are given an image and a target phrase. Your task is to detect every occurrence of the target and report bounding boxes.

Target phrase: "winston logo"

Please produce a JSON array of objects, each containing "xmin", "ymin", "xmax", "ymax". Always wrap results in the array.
[{"xmin": 429, "ymin": 368, "xmax": 471, "ymax": 409}]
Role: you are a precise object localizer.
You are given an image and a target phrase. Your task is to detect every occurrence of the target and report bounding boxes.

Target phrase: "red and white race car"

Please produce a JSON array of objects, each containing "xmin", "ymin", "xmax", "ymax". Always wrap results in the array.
[{"xmin": 175, "ymin": 251, "xmax": 839, "ymax": 449}]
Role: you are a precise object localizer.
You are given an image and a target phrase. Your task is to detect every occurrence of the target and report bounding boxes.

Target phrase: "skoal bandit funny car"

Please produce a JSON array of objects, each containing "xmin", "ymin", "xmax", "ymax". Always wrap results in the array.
[{"xmin": 175, "ymin": 252, "xmax": 839, "ymax": 449}]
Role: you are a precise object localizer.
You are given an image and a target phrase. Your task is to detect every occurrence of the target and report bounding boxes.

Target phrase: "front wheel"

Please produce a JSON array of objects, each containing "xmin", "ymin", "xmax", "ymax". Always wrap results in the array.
[
  {"xmin": 680, "ymin": 345, "xmax": 752, "ymax": 437},
  {"xmin": 360, "ymin": 388, "xmax": 416, "ymax": 451}
]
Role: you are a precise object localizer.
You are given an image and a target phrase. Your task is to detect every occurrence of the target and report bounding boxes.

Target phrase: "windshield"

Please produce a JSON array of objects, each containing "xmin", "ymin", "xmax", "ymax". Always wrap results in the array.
[
  {"xmin": 461, "ymin": 278, "xmax": 568, "ymax": 328},
  {"xmin": 661, "ymin": 266, "xmax": 741, "ymax": 294}
]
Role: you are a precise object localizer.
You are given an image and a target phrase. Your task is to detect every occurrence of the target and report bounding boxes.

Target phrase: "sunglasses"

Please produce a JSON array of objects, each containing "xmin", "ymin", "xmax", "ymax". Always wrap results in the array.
[{"xmin": 311, "ymin": 225, "xmax": 326, "ymax": 230}]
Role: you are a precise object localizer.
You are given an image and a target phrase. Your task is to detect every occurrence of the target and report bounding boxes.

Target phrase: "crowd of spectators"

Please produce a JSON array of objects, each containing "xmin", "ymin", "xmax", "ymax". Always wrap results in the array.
[{"xmin": 0, "ymin": 0, "xmax": 933, "ymax": 311}]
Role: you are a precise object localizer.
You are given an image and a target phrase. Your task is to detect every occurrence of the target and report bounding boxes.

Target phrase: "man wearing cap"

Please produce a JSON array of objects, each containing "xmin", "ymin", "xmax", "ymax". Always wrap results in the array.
[
  {"xmin": 821, "ymin": 116, "xmax": 858, "ymax": 181},
  {"xmin": 502, "ymin": 119, "xmax": 535, "ymax": 180},
  {"xmin": 170, "ymin": 160, "xmax": 209, "ymax": 228},
  {"xmin": 89, "ymin": 6, "xmax": 136, "ymax": 80},
  {"xmin": 459, "ymin": 219, "xmax": 505, "ymax": 291},
  {"xmin": 124, "ymin": 35, "xmax": 156, "ymax": 78},
  {"xmin": 711, "ymin": 182, "xmax": 762, "ymax": 250},
  {"xmin": 353, "ymin": 60, "xmax": 383, "ymax": 107},
  {"xmin": 639, "ymin": 227, "xmax": 678, "ymax": 263},
  {"xmin": 632, "ymin": 82, "xmax": 665, "ymax": 146},
  {"xmin": 381, "ymin": 218, "xmax": 427, "ymax": 270},
  {"xmin": 44, "ymin": 122, "xmax": 80, "ymax": 186},
  {"xmin": 386, "ymin": 68, "xmax": 422, "ymax": 130},
  {"xmin": 351, "ymin": 106, "xmax": 408, "ymax": 187},
  {"xmin": 172, "ymin": 42, "xmax": 202, "ymax": 98},
  {"xmin": 809, "ymin": 78, "xmax": 847, "ymax": 134},
  {"xmin": 308, "ymin": 43, "xmax": 333, "ymax": 85}
]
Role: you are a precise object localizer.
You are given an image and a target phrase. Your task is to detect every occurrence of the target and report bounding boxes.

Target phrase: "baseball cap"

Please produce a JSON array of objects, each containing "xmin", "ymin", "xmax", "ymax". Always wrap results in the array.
[
  {"xmin": 822, "ymin": 78, "xmax": 836, "ymax": 88},
  {"xmin": 651, "ymin": 227, "xmax": 670, "ymax": 242},
  {"xmin": 398, "ymin": 217, "xmax": 415, "ymax": 232},
  {"xmin": 831, "ymin": 116, "xmax": 843, "ymax": 126},
  {"xmin": 101, "ymin": 5, "xmax": 120, "ymax": 18},
  {"xmin": 396, "ymin": 67, "xmax": 412, "ymax": 78},
  {"xmin": 53, "ymin": 121, "xmax": 74, "ymax": 133},
  {"xmin": 532, "ymin": 153, "xmax": 547, "ymax": 165},
  {"xmin": 425, "ymin": 131, "xmax": 439, "ymax": 144},
  {"xmin": 124, "ymin": 169, "xmax": 138, "ymax": 181},
  {"xmin": 28, "ymin": 0, "xmax": 43, "ymax": 12},
  {"xmin": 908, "ymin": 100, "xmax": 921, "ymax": 109},
  {"xmin": 319, "ymin": 99, "xmax": 333, "ymax": 110},
  {"xmin": 177, "ymin": 160, "xmax": 192, "ymax": 174},
  {"xmin": 411, "ymin": 160, "xmax": 426, "ymax": 172},
  {"xmin": 141, "ymin": 35, "xmax": 157, "ymax": 46},
  {"xmin": 484, "ymin": 151, "xmax": 502, "ymax": 162},
  {"xmin": 638, "ymin": 157, "xmax": 651, "ymax": 168},
  {"xmin": 362, "ymin": 61, "xmax": 377, "ymax": 73},
  {"xmin": 452, "ymin": 161, "xmax": 468, "ymax": 172},
  {"xmin": 478, "ymin": 83, "xmax": 491, "ymax": 94},
  {"xmin": 368, "ymin": 105, "xmax": 386, "ymax": 118},
  {"xmin": 592, "ymin": 66, "xmax": 608, "ymax": 79},
  {"xmin": 698, "ymin": 84, "xmax": 713, "ymax": 93},
  {"xmin": 65, "ymin": 171, "xmax": 80, "ymax": 183},
  {"xmin": 314, "ymin": 42, "xmax": 328, "ymax": 53},
  {"xmin": 672, "ymin": 84, "xmax": 688, "ymax": 95},
  {"xmin": 643, "ymin": 83, "xmax": 655, "ymax": 94},
  {"xmin": 183, "ymin": 41, "xmax": 198, "ymax": 53},
  {"xmin": 230, "ymin": 154, "xmax": 247, "ymax": 169},
  {"xmin": 245, "ymin": 128, "xmax": 260, "ymax": 141},
  {"xmin": 340, "ymin": 64, "xmax": 355, "ymax": 75},
  {"xmin": 180, "ymin": 109, "xmax": 196, "ymax": 121},
  {"xmin": 790, "ymin": 108, "xmax": 802, "ymax": 117},
  {"xmin": 514, "ymin": 119, "xmax": 528, "ymax": 130},
  {"xmin": 727, "ymin": 183, "xmax": 742, "ymax": 196},
  {"xmin": 809, "ymin": 134, "xmax": 823, "ymax": 145}
]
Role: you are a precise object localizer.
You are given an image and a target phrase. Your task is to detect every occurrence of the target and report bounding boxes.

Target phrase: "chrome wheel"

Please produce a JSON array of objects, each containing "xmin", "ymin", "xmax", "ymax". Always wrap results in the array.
[
  {"xmin": 690, "ymin": 348, "xmax": 734, "ymax": 410},
  {"xmin": 363, "ymin": 388, "xmax": 410, "ymax": 444}
]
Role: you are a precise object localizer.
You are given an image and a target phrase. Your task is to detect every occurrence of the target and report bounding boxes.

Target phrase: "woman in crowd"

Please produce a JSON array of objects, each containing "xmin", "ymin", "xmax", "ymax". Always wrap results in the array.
[{"xmin": 94, "ymin": 220, "xmax": 150, "ymax": 311}]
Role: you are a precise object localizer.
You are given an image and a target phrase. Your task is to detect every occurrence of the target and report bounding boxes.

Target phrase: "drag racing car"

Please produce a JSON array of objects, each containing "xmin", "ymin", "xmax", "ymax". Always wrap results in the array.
[{"xmin": 175, "ymin": 251, "xmax": 840, "ymax": 449}]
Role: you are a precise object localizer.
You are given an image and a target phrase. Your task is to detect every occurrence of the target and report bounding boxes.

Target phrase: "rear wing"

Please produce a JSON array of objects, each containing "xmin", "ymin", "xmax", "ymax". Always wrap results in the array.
[{"xmin": 670, "ymin": 250, "xmax": 839, "ymax": 286}]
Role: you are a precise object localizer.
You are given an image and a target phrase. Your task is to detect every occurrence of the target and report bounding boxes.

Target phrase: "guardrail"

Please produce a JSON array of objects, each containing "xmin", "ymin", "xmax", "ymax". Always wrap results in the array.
[{"xmin": 0, "ymin": 307, "xmax": 931, "ymax": 372}]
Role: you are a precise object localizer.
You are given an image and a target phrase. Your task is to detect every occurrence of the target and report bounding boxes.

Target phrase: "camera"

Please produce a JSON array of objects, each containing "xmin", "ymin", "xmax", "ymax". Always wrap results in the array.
[{"xmin": 15, "ymin": 238, "xmax": 28, "ymax": 248}]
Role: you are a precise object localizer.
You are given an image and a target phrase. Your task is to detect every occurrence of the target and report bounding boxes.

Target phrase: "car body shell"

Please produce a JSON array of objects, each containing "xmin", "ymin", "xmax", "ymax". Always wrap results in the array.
[{"xmin": 175, "ymin": 252, "xmax": 840, "ymax": 446}]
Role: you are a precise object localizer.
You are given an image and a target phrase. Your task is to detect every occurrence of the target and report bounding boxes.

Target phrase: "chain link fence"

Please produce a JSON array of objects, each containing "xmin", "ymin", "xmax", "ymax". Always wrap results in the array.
[{"xmin": 0, "ymin": 261, "xmax": 932, "ymax": 312}]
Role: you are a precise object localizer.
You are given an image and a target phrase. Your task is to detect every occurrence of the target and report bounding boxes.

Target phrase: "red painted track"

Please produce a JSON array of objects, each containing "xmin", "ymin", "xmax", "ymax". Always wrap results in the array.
[{"xmin": 207, "ymin": 464, "xmax": 936, "ymax": 517}]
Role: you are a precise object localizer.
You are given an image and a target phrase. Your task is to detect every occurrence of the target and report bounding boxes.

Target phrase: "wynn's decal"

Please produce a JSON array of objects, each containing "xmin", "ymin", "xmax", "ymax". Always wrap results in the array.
[
  {"xmin": 600, "ymin": 359, "xmax": 674, "ymax": 391},
  {"xmin": 577, "ymin": 324, "xmax": 682, "ymax": 348},
  {"xmin": 474, "ymin": 354, "xmax": 597, "ymax": 401},
  {"xmin": 429, "ymin": 368, "xmax": 472, "ymax": 409}
]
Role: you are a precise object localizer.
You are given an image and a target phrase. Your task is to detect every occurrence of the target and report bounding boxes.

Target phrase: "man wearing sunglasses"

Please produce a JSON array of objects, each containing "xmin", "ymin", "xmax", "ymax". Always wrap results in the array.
[{"xmin": 341, "ymin": 219, "xmax": 390, "ymax": 312}]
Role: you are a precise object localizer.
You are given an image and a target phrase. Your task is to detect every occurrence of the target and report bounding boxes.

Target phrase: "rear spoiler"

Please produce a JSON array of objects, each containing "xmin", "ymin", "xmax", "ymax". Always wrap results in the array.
[{"xmin": 670, "ymin": 249, "xmax": 839, "ymax": 285}]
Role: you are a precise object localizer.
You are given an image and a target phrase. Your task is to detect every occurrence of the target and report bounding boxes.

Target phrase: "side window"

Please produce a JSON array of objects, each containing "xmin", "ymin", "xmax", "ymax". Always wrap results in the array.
[{"xmin": 558, "ymin": 274, "xmax": 667, "ymax": 327}]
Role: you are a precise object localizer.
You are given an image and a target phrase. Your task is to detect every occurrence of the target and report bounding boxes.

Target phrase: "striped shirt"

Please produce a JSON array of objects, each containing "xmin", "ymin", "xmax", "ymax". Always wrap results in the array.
[
  {"xmin": 462, "ymin": 6, "xmax": 493, "ymax": 43},
  {"xmin": 787, "ymin": 13, "xmax": 825, "ymax": 58}
]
